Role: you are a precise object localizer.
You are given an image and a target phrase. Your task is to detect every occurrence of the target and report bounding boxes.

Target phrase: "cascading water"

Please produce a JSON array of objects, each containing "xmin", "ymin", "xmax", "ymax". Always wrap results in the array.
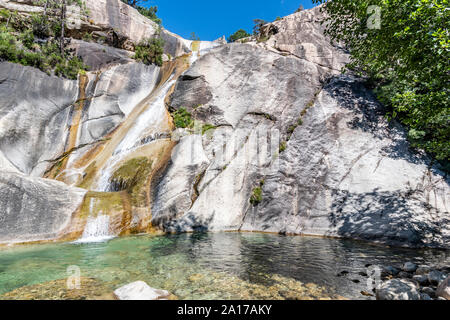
[
  {"xmin": 94, "ymin": 77, "xmax": 176, "ymax": 192},
  {"xmin": 73, "ymin": 199, "xmax": 114, "ymax": 243},
  {"xmin": 74, "ymin": 39, "xmax": 221, "ymax": 242}
]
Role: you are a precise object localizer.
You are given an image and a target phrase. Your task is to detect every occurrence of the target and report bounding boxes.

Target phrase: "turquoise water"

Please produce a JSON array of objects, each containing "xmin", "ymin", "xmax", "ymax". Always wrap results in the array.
[{"xmin": 0, "ymin": 232, "xmax": 448, "ymax": 300}]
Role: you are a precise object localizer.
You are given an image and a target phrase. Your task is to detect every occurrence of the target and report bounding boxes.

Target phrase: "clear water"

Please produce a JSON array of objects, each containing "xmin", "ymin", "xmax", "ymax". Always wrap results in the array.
[{"xmin": 0, "ymin": 233, "xmax": 448, "ymax": 300}]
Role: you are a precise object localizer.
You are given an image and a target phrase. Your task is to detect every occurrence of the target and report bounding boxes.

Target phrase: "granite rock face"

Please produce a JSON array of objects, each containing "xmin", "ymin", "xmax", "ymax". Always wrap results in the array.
[
  {"xmin": 0, "ymin": 172, "xmax": 86, "ymax": 244},
  {"xmin": 68, "ymin": 39, "xmax": 134, "ymax": 71},
  {"xmin": 255, "ymin": 6, "xmax": 349, "ymax": 71},
  {"xmin": 0, "ymin": 62, "xmax": 79, "ymax": 176},
  {"xmin": 241, "ymin": 76, "xmax": 450, "ymax": 248},
  {"xmin": 151, "ymin": 41, "xmax": 449, "ymax": 248},
  {"xmin": 0, "ymin": 4, "xmax": 448, "ymax": 249},
  {"xmin": 0, "ymin": 61, "xmax": 160, "ymax": 177}
]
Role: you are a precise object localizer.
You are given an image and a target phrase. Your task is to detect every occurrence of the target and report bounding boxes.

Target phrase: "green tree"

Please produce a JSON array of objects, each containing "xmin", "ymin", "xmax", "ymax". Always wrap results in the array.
[
  {"xmin": 0, "ymin": 1, "xmax": 88, "ymax": 79},
  {"xmin": 189, "ymin": 32, "xmax": 200, "ymax": 41},
  {"xmin": 313, "ymin": 0, "xmax": 450, "ymax": 163},
  {"xmin": 121, "ymin": 0, "xmax": 150, "ymax": 7},
  {"xmin": 134, "ymin": 37, "xmax": 164, "ymax": 66},
  {"xmin": 228, "ymin": 29, "xmax": 251, "ymax": 42},
  {"xmin": 120, "ymin": 0, "xmax": 161, "ymax": 24},
  {"xmin": 253, "ymin": 19, "xmax": 267, "ymax": 36}
]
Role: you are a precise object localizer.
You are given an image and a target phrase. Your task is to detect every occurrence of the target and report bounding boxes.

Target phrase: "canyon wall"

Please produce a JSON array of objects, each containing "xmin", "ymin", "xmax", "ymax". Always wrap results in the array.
[{"xmin": 0, "ymin": 3, "xmax": 448, "ymax": 248}]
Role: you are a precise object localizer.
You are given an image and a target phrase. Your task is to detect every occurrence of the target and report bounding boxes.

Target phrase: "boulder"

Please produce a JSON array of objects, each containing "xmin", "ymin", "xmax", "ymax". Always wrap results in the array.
[
  {"xmin": 421, "ymin": 287, "xmax": 436, "ymax": 298},
  {"xmin": 255, "ymin": 5, "xmax": 349, "ymax": 71},
  {"xmin": 113, "ymin": 281, "xmax": 170, "ymax": 300},
  {"xmin": 403, "ymin": 262, "xmax": 418, "ymax": 273},
  {"xmin": 416, "ymin": 266, "xmax": 432, "ymax": 275},
  {"xmin": 376, "ymin": 279, "xmax": 421, "ymax": 300},
  {"xmin": 436, "ymin": 276, "xmax": 450, "ymax": 300},
  {"xmin": 382, "ymin": 266, "xmax": 401, "ymax": 277},
  {"xmin": 428, "ymin": 271, "xmax": 446, "ymax": 286},
  {"xmin": 68, "ymin": 39, "xmax": 134, "ymax": 71},
  {"xmin": 412, "ymin": 275, "xmax": 429, "ymax": 286}
]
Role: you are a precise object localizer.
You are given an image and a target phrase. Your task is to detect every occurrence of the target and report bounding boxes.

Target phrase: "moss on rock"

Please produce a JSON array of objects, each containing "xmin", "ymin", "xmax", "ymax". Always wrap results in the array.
[{"xmin": 110, "ymin": 157, "xmax": 153, "ymax": 207}]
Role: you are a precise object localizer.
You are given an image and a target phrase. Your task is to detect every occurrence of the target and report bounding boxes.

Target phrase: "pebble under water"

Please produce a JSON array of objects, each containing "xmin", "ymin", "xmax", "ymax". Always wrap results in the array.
[{"xmin": 0, "ymin": 232, "xmax": 448, "ymax": 300}]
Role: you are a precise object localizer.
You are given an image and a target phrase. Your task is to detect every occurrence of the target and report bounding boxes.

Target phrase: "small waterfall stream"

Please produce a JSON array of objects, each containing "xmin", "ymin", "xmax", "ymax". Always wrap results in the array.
[
  {"xmin": 73, "ymin": 39, "xmax": 221, "ymax": 242},
  {"xmin": 73, "ymin": 199, "xmax": 114, "ymax": 243},
  {"xmin": 94, "ymin": 77, "xmax": 176, "ymax": 192}
]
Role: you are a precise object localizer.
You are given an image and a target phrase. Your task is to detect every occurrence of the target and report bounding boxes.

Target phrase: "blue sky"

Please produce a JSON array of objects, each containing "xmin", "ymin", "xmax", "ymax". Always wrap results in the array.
[{"xmin": 144, "ymin": 0, "xmax": 315, "ymax": 41}]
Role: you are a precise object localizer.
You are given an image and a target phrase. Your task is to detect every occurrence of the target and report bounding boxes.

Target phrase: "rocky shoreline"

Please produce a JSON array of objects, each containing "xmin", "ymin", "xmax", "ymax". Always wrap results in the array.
[{"xmin": 338, "ymin": 261, "xmax": 449, "ymax": 300}]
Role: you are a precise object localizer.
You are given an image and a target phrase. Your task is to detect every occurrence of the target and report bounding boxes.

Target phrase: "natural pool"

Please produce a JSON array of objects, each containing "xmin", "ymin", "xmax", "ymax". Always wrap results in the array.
[{"xmin": 0, "ymin": 232, "xmax": 448, "ymax": 300}]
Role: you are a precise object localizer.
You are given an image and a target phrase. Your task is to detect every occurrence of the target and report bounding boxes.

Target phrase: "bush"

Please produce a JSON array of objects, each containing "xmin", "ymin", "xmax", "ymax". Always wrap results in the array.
[
  {"xmin": 228, "ymin": 29, "xmax": 251, "ymax": 43},
  {"xmin": 172, "ymin": 108, "xmax": 194, "ymax": 129},
  {"xmin": 250, "ymin": 187, "xmax": 263, "ymax": 206},
  {"xmin": 0, "ymin": 26, "xmax": 86, "ymax": 80},
  {"xmin": 137, "ymin": 6, "xmax": 162, "ymax": 25},
  {"xmin": 134, "ymin": 37, "xmax": 164, "ymax": 66}
]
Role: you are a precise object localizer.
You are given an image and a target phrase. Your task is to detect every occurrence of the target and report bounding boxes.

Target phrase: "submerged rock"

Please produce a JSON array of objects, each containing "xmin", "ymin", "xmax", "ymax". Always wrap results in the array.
[
  {"xmin": 428, "ymin": 271, "xmax": 446, "ymax": 286},
  {"xmin": 113, "ymin": 281, "xmax": 171, "ymax": 300},
  {"xmin": 402, "ymin": 262, "xmax": 418, "ymax": 273},
  {"xmin": 376, "ymin": 279, "xmax": 421, "ymax": 300},
  {"xmin": 412, "ymin": 275, "xmax": 429, "ymax": 286}
]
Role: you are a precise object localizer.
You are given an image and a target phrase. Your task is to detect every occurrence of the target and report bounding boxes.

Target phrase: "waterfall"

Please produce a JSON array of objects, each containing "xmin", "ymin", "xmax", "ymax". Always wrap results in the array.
[
  {"xmin": 189, "ymin": 41, "xmax": 221, "ymax": 65},
  {"xmin": 94, "ymin": 77, "xmax": 176, "ymax": 192},
  {"xmin": 73, "ymin": 199, "xmax": 115, "ymax": 244}
]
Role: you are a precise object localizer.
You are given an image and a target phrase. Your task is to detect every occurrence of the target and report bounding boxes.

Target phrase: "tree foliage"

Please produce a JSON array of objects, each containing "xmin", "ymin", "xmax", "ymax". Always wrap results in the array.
[
  {"xmin": 0, "ymin": 1, "xmax": 88, "ymax": 79},
  {"xmin": 228, "ymin": 29, "xmax": 251, "ymax": 43},
  {"xmin": 313, "ymin": 0, "xmax": 449, "ymax": 163},
  {"xmin": 134, "ymin": 36, "xmax": 164, "ymax": 66},
  {"xmin": 120, "ymin": 0, "xmax": 161, "ymax": 25},
  {"xmin": 253, "ymin": 19, "xmax": 267, "ymax": 36}
]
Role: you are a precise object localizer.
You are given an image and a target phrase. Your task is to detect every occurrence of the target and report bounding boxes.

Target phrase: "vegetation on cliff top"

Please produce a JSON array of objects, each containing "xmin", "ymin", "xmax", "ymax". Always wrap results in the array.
[
  {"xmin": 228, "ymin": 29, "xmax": 251, "ymax": 43},
  {"xmin": 120, "ymin": 0, "xmax": 162, "ymax": 25},
  {"xmin": 314, "ymin": 0, "xmax": 449, "ymax": 165},
  {"xmin": 0, "ymin": 2, "xmax": 88, "ymax": 79},
  {"xmin": 134, "ymin": 35, "xmax": 164, "ymax": 66}
]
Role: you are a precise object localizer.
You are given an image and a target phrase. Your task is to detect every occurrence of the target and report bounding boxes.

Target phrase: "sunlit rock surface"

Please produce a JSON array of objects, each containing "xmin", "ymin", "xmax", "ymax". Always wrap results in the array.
[
  {"xmin": 0, "ymin": 4, "xmax": 448, "ymax": 248},
  {"xmin": 0, "ymin": 172, "xmax": 86, "ymax": 244},
  {"xmin": 0, "ymin": 62, "xmax": 79, "ymax": 176},
  {"xmin": 152, "ymin": 29, "xmax": 449, "ymax": 246},
  {"xmin": 258, "ymin": 5, "xmax": 349, "ymax": 71},
  {"xmin": 241, "ymin": 76, "xmax": 450, "ymax": 248},
  {"xmin": 113, "ymin": 281, "xmax": 171, "ymax": 300}
]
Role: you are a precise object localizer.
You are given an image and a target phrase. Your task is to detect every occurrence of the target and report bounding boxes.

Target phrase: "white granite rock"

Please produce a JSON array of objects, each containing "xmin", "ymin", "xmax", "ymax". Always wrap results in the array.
[
  {"xmin": 376, "ymin": 279, "xmax": 421, "ymax": 300},
  {"xmin": 114, "ymin": 281, "xmax": 170, "ymax": 300}
]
